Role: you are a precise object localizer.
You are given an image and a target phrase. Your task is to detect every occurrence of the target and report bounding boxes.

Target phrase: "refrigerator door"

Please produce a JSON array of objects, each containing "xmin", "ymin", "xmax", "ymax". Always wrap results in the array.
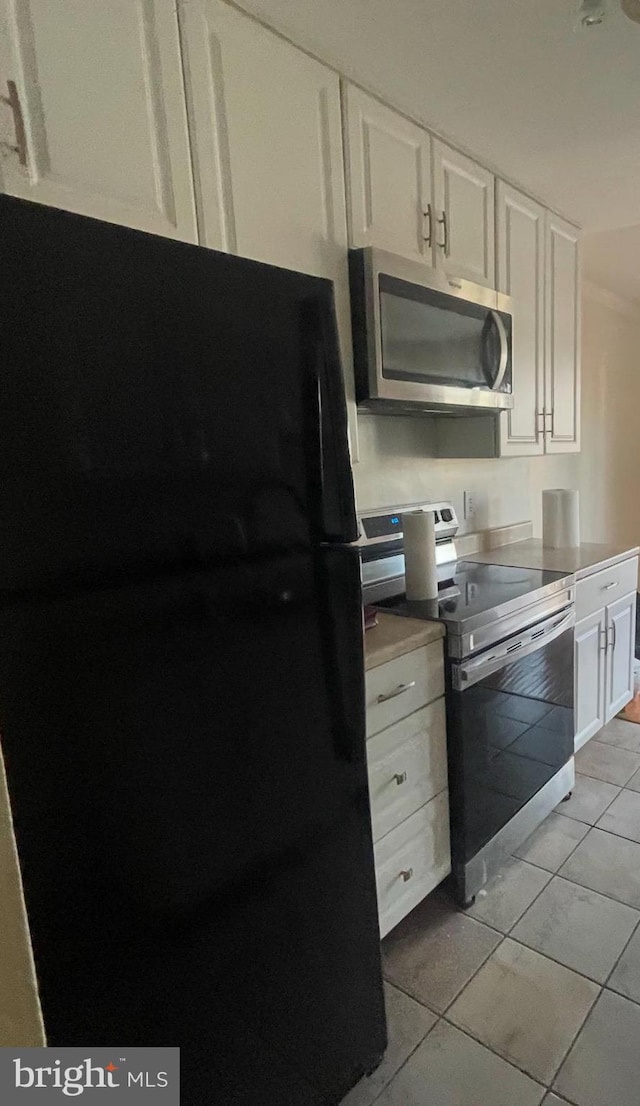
[
  {"xmin": 0, "ymin": 547, "xmax": 385, "ymax": 1103},
  {"xmin": 0, "ymin": 197, "xmax": 356, "ymax": 595}
]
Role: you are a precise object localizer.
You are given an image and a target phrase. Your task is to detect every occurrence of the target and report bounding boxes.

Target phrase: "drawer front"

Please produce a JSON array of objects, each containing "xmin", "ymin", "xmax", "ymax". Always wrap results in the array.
[
  {"xmin": 374, "ymin": 791, "xmax": 451, "ymax": 938},
  {"xmin": 367, "ymin": 699, "xmax": 447, "ymax": 843},
  {"xmin": 576, "ymin": 556, "xmax": 639, "ymax": 621},
  {"xmin": 366, "ymin": 641, "xmax": 444, "ymax": 738}
]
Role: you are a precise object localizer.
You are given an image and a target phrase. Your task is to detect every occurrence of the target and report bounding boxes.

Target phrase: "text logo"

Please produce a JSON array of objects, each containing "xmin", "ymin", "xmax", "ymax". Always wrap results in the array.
[{"xmin": 0, "ymin": 1048, "xmax": 179, "ymax": 1104}]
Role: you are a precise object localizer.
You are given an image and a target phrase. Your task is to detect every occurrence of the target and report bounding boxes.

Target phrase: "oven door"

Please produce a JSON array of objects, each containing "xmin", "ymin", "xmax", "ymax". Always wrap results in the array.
[
  {"xmin": 446, "ymin": 606, "xmax": 575, "ymax": 868},
  {"xmin": 350, "ymin": 247, "xmax": 514, "ymax": 413}
]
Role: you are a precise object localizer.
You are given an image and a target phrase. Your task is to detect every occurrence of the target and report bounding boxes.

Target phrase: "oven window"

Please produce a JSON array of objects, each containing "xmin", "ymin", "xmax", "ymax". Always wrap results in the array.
[
  {"xmin": 448, "ymin": 626, "xmax": 574, "ymax": 862},
  {"xmin": 379, "ymin": 273, "xmax": 511, "ymax": 392}
]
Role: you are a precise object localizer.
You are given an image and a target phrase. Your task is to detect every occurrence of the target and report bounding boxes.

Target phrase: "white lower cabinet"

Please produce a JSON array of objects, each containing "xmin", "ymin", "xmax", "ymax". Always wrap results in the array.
[
  {"xmin": 374, "ymin": 791, "xmax": 450, "ymax": 939},
  {"xmin": 574, "ymin": 557, "xmax": 638, "ymax": 751},
  {"xmin": 574, "ymin": 608, "xmax": 607, "ymax": 752},
  {"xmin": 606, "ymin": 591, "xmax": 636, "ymax": 720},
  {"xmin": 367, "ymin": 699, "xmax": 447, "ymax": 843},
  {"xmin": 366, "ymin": 644, "xmax": 450, "ymax": 938}
]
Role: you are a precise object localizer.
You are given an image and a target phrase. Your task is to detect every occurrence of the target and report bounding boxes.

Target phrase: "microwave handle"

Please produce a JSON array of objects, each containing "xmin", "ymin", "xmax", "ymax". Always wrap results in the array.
[{"xmin": 491, "ymin": 310, "xmax": 509, "ymax": 391}]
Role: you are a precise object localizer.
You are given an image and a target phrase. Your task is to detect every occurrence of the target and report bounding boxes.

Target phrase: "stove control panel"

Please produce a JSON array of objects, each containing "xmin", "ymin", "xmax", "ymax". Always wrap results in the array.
[{"xmin": 356, "ymin": 501, "xmax": 459, "ymax": 549}]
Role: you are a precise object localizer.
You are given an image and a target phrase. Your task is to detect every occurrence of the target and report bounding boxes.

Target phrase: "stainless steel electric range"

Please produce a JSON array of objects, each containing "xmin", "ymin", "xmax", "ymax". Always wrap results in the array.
[{"xmin": 359, "ymin": 501, "xmax": 576, "ymax": 907}]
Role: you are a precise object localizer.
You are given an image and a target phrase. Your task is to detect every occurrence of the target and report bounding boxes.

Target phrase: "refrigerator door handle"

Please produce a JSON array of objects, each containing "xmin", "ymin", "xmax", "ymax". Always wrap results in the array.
[
  {"xmin": 301, "ymin": 293, "xmax": 358, "ymax": 544},
  {"xmin": 315, "ymin": 547, "xmax": 366, "ymax": 765}
]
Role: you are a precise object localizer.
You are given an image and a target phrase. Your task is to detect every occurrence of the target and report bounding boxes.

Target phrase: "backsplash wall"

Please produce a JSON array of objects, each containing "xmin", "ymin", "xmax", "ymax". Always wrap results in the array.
[{"xmin": 354, "ymin": 413, "xmax": 580, "ymax": 536}]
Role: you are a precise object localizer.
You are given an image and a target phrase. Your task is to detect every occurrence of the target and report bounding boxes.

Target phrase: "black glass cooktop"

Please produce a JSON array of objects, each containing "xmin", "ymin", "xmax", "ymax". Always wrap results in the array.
[{"xmin": 375, "ymin": 561, "xmax": 572, "ymax": 633}]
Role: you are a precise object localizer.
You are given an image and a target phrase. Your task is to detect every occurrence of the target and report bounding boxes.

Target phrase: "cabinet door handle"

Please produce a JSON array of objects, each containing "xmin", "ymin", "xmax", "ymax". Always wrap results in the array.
[
  {"xmin": 536, "ymin": 410, "xmax": 545, "ymax": 436},
  {"xmin": 376, "ymin": 681, "xmax": 416, "ymax": 704},
  {"xmin": 400, "ymin": 868, "xmax": 413, "ymax": 882},
  {"xmin": 437, "ymin": 210, "xmax": 448, "ymax": 255},
  {"xmin": 609, "ymin": 622, "xmax": 617, "ymax": 651},
  {"xmin": 603, "ymin": 582, "xmax": 619, "ymax": 591},
  {"xmin": 393, "ymin": 771, "xmax": 408, "ymax": 786},
  {"xmin": 599, "ymin": 627, "xmax": 608, "ymax": 653},
  {"xmin": 422, "ymin": 203, "xmax": 432, "ymax": 246},
  {"xmin": 0, "ymin": 80, "xmax": 27, "ymax": 167}
]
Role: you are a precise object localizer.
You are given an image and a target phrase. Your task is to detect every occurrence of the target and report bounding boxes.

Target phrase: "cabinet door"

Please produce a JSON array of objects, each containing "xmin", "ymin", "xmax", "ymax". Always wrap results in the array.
[
  {"xmin": 574, "ymin": 609, "xmax": 607, "ymax": 752},
  {"xmin": 0, "ymin": 0, "xmax": 197, "ymax": 241},
  {"xmin": 544, "ymin": 212, "xmax": 581, "ymax": 453},
  {"xmin": 496, "ymin": 182, "xmax": 545, "ymax": 457},
  {"xmin": 605, "ymin": 591, "xmax": 637, "ymax": 722},
  {"xmin": 342, "ymin": 84, "xmax": 432, "ymax": 262},
  {"xmin": 178, "ymin": 0, "xmax": 359, "ymax": 459},
  {"xmin": 432, "ymin": 139, "xmax": 495, "ymax": 287}
]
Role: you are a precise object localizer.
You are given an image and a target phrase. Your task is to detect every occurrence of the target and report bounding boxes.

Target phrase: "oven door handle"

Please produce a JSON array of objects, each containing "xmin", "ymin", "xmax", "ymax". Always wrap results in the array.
[{"xmin": 454, "ymin": 608, "xmax": 575, "ymax": 691}]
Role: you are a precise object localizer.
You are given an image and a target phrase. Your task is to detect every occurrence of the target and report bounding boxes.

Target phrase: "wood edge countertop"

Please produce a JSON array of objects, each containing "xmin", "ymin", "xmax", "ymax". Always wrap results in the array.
[{"xmin": 364, "ymin": 611, "xmax": 444, "ymax": 671}]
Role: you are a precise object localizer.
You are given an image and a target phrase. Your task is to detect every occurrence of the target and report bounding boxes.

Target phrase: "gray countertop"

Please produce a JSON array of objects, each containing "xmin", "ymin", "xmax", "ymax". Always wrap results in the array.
[{"xmin": 467, "ymin": 539, "xmax": 639, "ymax": 581}]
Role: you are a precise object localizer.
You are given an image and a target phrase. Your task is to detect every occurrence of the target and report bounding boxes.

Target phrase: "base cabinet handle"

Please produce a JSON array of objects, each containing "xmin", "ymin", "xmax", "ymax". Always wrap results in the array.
[
  {"xmin": 400, "ymin": 868, "xmax": 413, "ymax": 882},
  {"xmin": 377, "ymin": 681, "xmax": 416, "ymax": 704},
  {"xmin": 393, "ymin": 771, "xmax": 408, "ymax": 786}
]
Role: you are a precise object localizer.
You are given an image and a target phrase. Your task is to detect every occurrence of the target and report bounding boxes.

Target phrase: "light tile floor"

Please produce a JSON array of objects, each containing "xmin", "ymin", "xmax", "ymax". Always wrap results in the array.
[{"xmin": 341, "ymin": 716, "xmax": 640, "ymax": 1106}]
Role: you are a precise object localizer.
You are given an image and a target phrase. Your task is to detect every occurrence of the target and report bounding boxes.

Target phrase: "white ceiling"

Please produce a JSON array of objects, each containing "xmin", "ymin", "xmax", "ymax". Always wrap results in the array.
[{"xmin": 236, "ymin": 0, "xmax": 640, "ymax": 234}]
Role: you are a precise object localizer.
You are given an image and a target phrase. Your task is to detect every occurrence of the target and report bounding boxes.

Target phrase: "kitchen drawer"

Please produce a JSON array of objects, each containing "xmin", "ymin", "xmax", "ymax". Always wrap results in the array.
[
  {"xmin": 365, "ymin": 641, "xmax": 444, "ymax": 738},
  {"xmin": 367, "ymin": 698, "xmax": 447, "ymax": 843},
  {"xmin": 374, "ymin": 790, "xmax": 451, "ymax": 938},
  {"xmin": 575, "ymin": 556, "xmax": 639, "ymax": 621}
]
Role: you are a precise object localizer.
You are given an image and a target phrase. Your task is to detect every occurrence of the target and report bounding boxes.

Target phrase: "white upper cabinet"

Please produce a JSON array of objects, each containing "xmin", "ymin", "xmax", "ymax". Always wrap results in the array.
[
  {"xmin": 343, "ymin": 85, "xmax": 432, "ymax": 263},
  {"xmin": 343, "ymin": 88, "xmax": 496, "ymax": 288},
  {"xmin": 180, "ymin": 0, "xmax": 348, "ymax": 274},
  {"xmin": 179, "ymin": 0, "xmax": 358, "ymax": 458},
  {"xmin": 545, "ymin": 212, "xmax": 581, "ymax": 453},
  {"xmin": 496, "ymin": 182, "xmax": 545, "ymax": 456},
  {"xmin": 432, "ymin": 139, "xmax": 495, "ymax": 287},
  {"xmin": 0, "ymin": 0, "xmax": 197, "ymax": 241}
]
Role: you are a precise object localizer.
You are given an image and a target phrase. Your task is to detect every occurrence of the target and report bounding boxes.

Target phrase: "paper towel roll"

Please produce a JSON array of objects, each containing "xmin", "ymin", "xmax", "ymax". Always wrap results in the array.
[
  {"xmin": 542, "ymin": 489, "xmax": 580, "ymax": 548},
  {"xmin": 402, "ymin": 510, "xmax": 438, "ymax": 600}
]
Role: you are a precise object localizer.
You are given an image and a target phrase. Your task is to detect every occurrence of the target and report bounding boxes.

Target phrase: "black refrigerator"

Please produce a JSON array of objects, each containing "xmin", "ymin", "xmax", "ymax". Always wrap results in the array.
[{"xmin": 0, "ymin": 196, "xmax": 386, "ymax": 1104}]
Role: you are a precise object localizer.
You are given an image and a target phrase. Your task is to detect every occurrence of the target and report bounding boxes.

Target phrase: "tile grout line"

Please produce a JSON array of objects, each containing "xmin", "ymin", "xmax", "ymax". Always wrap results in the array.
[
  {"xmin": 601, "ymin": 913, "xmax": 640, "ymax": 992},
  {"xmin": 440, "ymin": 929, "xmax": 508, "ymax": 1017},
  {"xmin": 437, "ymin": 781, "xmax": 631, "ymax": 1091},
  {"xmin": 546, "ymin": 987, "xmax": 607, "ymax": 1102},
  {"xmin": 378, "ymin": 759, "xmax": 640, "ymax": 1102},
  {"xmin": 555, "ymin": 768, "xmax": 624, "ymax": 827},
  {"xmin": 451, "ymin": 763, "xmax": 640, "ymax": 1092},
  {"xmin": 434, "ymin": 1016, "xmax": 548, "ymax": 1100},
  {"xmin": 363, "ymin": 1014, "xmax": 441, "ymax": 1106},
  {"xmin": 439, "ymin": 1003, "xmax": 562, "ymax": 1093}
]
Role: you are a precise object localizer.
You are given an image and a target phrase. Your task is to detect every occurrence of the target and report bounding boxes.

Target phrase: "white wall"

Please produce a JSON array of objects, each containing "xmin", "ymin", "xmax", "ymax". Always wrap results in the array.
[
  {"xmin": 0, "ymin": 751, "xmax": 45, "ymax": 1046},
  {"xmin": 354, "ymin": 413, "xmax": 579, "ymax": 535},
  {"xmin": 578, "ymin": 284, "xmax": 640, "ymax": 549},
  {"xmin": 354, "ymin": 286, "xmax": 640, "ymax": 547}
]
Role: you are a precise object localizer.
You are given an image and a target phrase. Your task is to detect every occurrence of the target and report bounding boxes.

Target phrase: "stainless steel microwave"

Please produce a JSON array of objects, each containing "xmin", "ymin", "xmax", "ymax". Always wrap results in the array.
[{"xmin": 349, "ymin": 247, "xmax": 514, "ymax": 415}]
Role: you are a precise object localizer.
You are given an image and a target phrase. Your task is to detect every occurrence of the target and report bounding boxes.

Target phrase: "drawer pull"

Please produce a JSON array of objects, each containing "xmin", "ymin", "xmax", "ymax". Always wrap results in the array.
[
  {"xmin": 603, "ymin": 581, "xmax": 619, "ymax": 591},
  {"xmin": 393, "ymin": 771, "xmax": 408, "ymax": 786},
  {"xmin": 377, "ymin": 681, "xmax": 416, "ymax": 704},
  {"xmin": 400, "ymin": 868, "xmax": 414, "ymax": 882}
]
